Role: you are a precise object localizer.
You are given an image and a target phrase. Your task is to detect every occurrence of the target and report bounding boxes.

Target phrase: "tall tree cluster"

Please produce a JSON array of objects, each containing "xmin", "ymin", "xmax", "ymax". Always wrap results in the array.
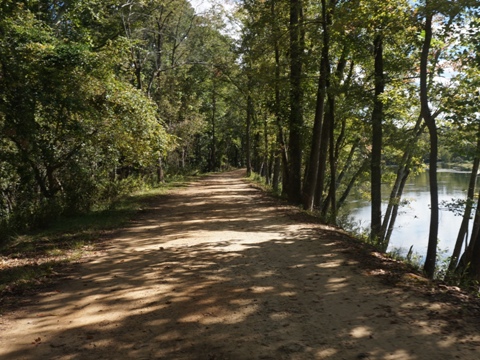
[
  {"xmin": 237, "ymin": 0, "xmax": 480, "ymax": 281},
  {"xmin": 0, "ymin": 0, "xmax": 241, "ymax": 238}
]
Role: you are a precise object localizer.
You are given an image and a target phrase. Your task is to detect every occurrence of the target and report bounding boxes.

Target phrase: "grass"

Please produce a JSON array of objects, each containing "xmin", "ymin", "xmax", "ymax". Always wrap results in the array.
[
  {"xmin": 0, "ymin": 176, "xmax": 192, "ymax": 305},
  {"xmin": 246, "ymin": 171, "xmax": 283, "ymax": 197}
]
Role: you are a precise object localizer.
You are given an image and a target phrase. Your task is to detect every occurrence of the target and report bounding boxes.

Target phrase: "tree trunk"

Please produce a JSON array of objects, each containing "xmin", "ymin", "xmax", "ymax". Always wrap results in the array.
[
  {"xmin": 273, "ymin": 149, "xmax": 281, "ymax": 192},
  {"xmin": 448, "ymin": 135, "xmax": 480, "ymax": 273},
  {"xmin": 302, "ymin": 0, "xmax": 329, "ymax": 211},
  {"xmin": 321, "ymin": 95, "xmax": 337, "ymax": 221},
  {"xmin": 264, "ymin": 113, "xmax": 270, "ymax": 184},
  {"xmin": 371, "ymin": 33, "xmax": 384, "ymax": 241},
  {"xmin": 456, "ymin": 187, "xmax": 480, "ymax": 275},
  {"xmin": 383, "ymin": 167, "xmax": 410, "ymax": 247},
  {"xmin": 420, "ymin": 11, "xmax": 438, "ymax": 279},
  {"xmin": 210, "ymin": 81, "xmax": 217, "ymax": 172},
  {"xmin": 287, "ymin": 0, "xmax": 304, "ymax": 203},
  {"xmin": 328, "ymin": 94, "xmax": 336, "ymax": 220},
  {"xmin": 467, "ymin": 231, "xmax": 480, "ymax": 282},
  {"xmin": 335, "ymin": 137, "xmax": 360, "ymax": 189},
  {"xmin": 270, "ymin": 0, "xmax": 289, "ymax": 196},
  {"xmin": 246, "ymin": 84, "xmax": 253, "ymax": 177},
  {"xmin": 253, "ymin": 132, "xmax": 261, "ymax": 173},
  {"xmin": 337, "ymin": 158, "xmax": 369, "ymax": 210},
  {"xmin": 314, "ymin": 101, "xmax": 331, "ymax": 209},
  {"xmin": 157, "ymin": 156, "xmax": 164, "ymax": 183},
  {"xmin": 379, "ymin": 117, "xmax": 425, "ymax": 249}
]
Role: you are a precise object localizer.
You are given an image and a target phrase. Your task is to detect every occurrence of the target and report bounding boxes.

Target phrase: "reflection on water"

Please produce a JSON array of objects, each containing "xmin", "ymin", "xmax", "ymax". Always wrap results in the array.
[{"xmin": 345, "ymin": 170, "xmax": 477, "ymax": 261}]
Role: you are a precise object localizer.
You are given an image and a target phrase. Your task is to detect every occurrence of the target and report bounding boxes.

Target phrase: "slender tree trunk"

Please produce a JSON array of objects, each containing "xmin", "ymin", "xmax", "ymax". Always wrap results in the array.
[
  {"xmin": 157, "ymin": 156, "xmax": 164, "ymax": 183},
  {"xmin": 210, "ymin": 81, "xmax": 217, "ymax": 171},
  {"xmin": 456, "ymin": 180, "xmax": 480, "ymax": 275},
  {"xmin": 147, "ymin": 16, "xmax": 165, "ymax": 97},
  {"xmin": 328, "ymin": 95, "xmax": 336, "ymax": 220},
  {"xmin": 246, "ymin": 88, "xmax": 253, "ymax": 177},
  {"xmin": 467, "ymin": 232, "xmax": 480, "ymax": 282},
  {"xmin": 337, "ymin": 158, "xmax": 369, "ymax": 210},
  {"xmin": 384, "ymin": 168, "xmax": 410, "ymax": 247},
  {"xmin": 321, "ymin": 96, "xmax": 337, "ymax": 221},
  {"xmin": 181, "ymin": 148, "xmax": 185, "ymax": 169},
  {"xmin": 303, "ymin": 0, "xmax": 329, "ymax": 211},
  {"xmin": 461, "ymin": 201, "xmax": 480, "ymax": 280},
  {"xmin": 253, "ymin": 132, "xmax": 261, "ymax": 173},
  {"xmin": 287, "ymin": 0, "xmax": 304, "ymax": 203},
  {"xmin": 379, "ymin": 154, "xmax": 410, "ymax": 249},
  {"xmin": 273, "ymin": 150, "xmax": 281, "ymax": 192},
  {"xmin": 335, "ymin": 137, "xmax": 360, "ymax": 188},
  {"xmin": 323, "ymin": 46, "xmax": 348, "ymax": 219},
  {"xmin": 134, "ymin": 57, "xmax": 143, "ymax": 90},
  {"xmin": 420, "ymin": 11, "xmax": 438, "ymax": 279},
  {"xmin": 371, "ymin": 33, "xmax": 384, "ymax": 240},
  {"xmin": 448, "ymin": 135, "xmax": 480, "ymax": 273},
  {"xmin": 380, "ymin": 117, "xmax": 425, "ymax": 248},
  {"xmin": 264, "ymin": 114, "xmax": 270, "ymax": 184},
  {"xmin": 314, "ymin": 102, "xmax": 331, "ymax": 209},
  {"xmin": 271, "ymin": 1, "xmax": 289, "ymax": 196}
]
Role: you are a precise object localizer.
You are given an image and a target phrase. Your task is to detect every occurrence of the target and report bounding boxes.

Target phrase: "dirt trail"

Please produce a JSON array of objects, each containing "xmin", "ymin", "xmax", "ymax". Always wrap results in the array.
[{"xmin": 1, "ymin": 169, "xmax": 479, "ymax": 360}]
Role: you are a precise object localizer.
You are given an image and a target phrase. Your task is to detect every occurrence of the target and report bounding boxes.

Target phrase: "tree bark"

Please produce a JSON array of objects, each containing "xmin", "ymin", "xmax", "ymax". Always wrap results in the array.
[
  {"xmin": 263, "ymin": 113, "xmax": 270, "ymax": 184},
  {"xmin": 468, "ymin": 231, "xmax": 480, "ymax": 281},
  {"xmin": 337, "ymin": 158, "xmax": 369, "ymax": 210},
  {"xmin": 379, "ymin": 117, "xmax": 425, "ymax": 249},
  {"xmin": 321, "ymin": 95, "xmax": 337, "ymax": 221},
  {"xmin": 371, "ymin": 33, "xmax": 384, "ymax": 240},
  {"xmin": 448, "ymin": 135, "xmax": 480, "ymax": 273},
  {"xmin": 209, "ymin": 79, "xmax": 217, "ymax": 171},
  {"xmin": 157, "ymin": 156, "xmax": 164, "ymax": 183},
  {"xmin": 456, "ymin": 180, "xmax": 480, "ymax": 276},
  {"xmin": 314, "ymin": 101, "xmax": 331, "ymax": 209},
  {"xmin": 335, "ymin": 137, "xmax": 360, "ymax": 190},
  {"xmin": 270, "ymin": 1, "xmax": 289, "ymax": 196},
  {"xmin": 302, "ymin": 0, "xmax": 329, "ymax": 211},
  {"xmin": 383, "ymin": 167, "xmax": 410, "ymax": 247},
  {"xmin": 287, "ymin": 0, "xmax": 304, "ymax": 203},
  {"xmin": 246, "ymin": 75, "xmax": 254, "ymax": 177},
  {"xmin": 420, "ymin": 10, "xmax": 438, "ymax": 279}
]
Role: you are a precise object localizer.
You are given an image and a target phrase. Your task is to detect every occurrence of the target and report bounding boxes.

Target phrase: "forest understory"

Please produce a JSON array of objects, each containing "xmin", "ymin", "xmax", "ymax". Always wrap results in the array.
[{"xmin": 1, "ymin": 170, "xmax": 479, "ymax": 360}]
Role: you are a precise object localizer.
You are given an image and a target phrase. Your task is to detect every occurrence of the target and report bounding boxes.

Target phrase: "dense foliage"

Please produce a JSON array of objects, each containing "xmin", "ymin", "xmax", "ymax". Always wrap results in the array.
[{"xmin": 0, "ymin": 0, "xmax": 241, "ymax": 238}]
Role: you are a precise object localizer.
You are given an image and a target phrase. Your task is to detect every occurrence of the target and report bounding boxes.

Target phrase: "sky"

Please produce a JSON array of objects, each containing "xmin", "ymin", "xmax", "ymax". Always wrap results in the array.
[
  {"xmin": 189, "ymin": 0, "xmax": 237, "ymax": 15},
  {"xmin": 189, "ymin": 0, "xmax": 212, "ymax": 13},
  {"xmin": 189, "ymin": 0, "xmax": 241, "ymax": 38}
]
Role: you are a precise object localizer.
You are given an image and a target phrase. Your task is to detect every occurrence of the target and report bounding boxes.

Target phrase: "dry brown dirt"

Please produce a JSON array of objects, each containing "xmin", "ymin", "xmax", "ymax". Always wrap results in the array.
[{"xmin": 1, "ymin": 169, "xmax": 480, "ymax": 360}]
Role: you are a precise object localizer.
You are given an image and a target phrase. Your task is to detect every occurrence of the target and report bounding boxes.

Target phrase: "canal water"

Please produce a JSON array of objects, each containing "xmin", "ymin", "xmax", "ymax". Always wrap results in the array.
[{"xmin": 343, "ymin": 170, "xmax": 476, "ymax": 262}]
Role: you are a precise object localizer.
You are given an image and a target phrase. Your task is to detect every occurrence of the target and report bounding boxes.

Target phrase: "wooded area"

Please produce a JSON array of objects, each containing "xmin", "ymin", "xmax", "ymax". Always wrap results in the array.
[{"xmin": 2, "ymin": 0, "xmax": 480, "ymax": 286}]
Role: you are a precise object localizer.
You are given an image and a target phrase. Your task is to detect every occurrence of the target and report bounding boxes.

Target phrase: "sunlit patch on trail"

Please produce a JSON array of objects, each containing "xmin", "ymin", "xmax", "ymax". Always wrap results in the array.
[
  {"xmin": 249, "ymin": 286, "xmax": 275, "ymax": 293},
  {"xmin": 350, "ymin": 326, "xmax": 373, "ymax": 338},
  {"xmin": 316, "ymin": 259, "xmax": 343, "ymax": 268},
  {"xmin": 315, "ymin": 348, "xmax": 338, "ymax": 358}
]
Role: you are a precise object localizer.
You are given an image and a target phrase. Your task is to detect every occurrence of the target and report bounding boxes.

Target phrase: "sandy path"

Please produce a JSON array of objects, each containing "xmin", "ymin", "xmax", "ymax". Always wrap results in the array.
[{"xmin": 1, "ymin": 169, "xmax": 479, "ymax": 360}]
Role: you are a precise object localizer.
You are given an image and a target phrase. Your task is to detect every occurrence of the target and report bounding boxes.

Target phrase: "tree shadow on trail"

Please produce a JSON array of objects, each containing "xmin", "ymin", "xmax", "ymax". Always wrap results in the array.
[{"xmin": 2, "ymin": 172, "xmax": 479, "ymax": 360}]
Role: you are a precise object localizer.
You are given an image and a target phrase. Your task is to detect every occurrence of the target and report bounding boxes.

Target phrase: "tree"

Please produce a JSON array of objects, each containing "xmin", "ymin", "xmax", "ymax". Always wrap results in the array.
[
  {"xmin": 442, "ymin": 11, "xmax": 480, "ymax": 279},
  {"xmin": 287, "ymin": 0, "xmax": 304, "ymax": 203},
  {"xmin": 302, "ymin": 0, "xmax": 331, "ymax": 211},
  {"xmin": 419, "ymin": 1, "xmax": 439, "ymax": 279},
  {"xmin": 417, "ymin": 0, "xmax": 476, "ymax": 278},
  {"xmin": 0, "ymin": 1, "xmax": 169, "ymax": 235}
]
